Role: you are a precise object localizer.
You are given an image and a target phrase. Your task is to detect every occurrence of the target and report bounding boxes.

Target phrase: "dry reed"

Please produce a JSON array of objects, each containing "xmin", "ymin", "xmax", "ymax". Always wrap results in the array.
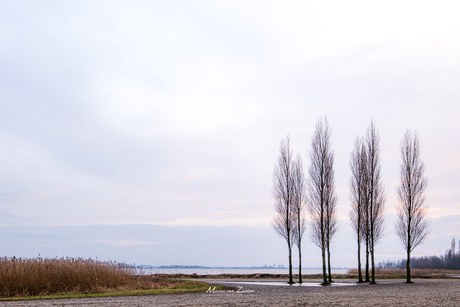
[{"xmin": 0, "ymin": 256, "xmax": 172, "ymax": 298}]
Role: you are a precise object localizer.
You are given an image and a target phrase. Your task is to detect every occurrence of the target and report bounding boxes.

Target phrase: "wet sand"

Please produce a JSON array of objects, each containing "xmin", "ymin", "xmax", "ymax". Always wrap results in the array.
[{"xmin": 1, "ymin": 279, "xmax": 459, "ymax": 306}]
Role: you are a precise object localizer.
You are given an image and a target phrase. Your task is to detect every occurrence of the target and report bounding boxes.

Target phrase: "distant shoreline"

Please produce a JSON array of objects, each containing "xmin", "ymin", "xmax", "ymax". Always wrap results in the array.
[{"xmin": 134, "ymin": 265, "xmax": 350, "ymax": 270}]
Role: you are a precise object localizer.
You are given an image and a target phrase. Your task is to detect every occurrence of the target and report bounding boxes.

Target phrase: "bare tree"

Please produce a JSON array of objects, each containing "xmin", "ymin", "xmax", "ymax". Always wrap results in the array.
[
  {"xmin": 272, "ymin": 135, "xmax": 295, "ymax": 284},
  {"xmin": 308, "ymin": 118, "xmax": 336, "ymax": 285},
  {"xmin": 325, "ymin": 176, "xmax": 338, "ymax": 283},
  {"xmin": 363, "ymin": 178, "xmax": 370, "ymax": 282},
  {"xmin": 396, "ymin": 130, "xmax": 430, "ymax": 283},
  {"xmin": 291, "ymin": 154, "xmax": 307, "ymax": 284},
  {"xmin": 366, "ymin": 121, "xmax": 385, "ymax": 284},
  {"xmin": 349, "ymin": 137, "xmax": 367, "ymax": 283}
]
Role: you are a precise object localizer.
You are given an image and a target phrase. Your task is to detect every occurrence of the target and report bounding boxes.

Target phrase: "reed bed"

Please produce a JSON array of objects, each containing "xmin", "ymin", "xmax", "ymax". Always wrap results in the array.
[{"xmin": 0, "ymin": 256, "xmax": 173, "ymax": 298}]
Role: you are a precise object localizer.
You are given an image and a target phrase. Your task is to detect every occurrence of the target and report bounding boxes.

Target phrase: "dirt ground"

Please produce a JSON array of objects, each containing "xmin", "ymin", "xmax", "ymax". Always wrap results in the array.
[{"xmin": 1, "ymin": 278, "xmax": 459, "ymax": 306}]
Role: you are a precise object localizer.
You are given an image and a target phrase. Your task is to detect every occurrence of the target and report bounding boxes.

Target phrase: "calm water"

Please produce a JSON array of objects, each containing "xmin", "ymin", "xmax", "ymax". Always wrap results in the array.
[
  {"xmin": 217, "ymin": 281, "xmax": 355, "ymax": 287},
  {"xmin": 140, "ymin": 268, "xmax": 349, "ymax": 275}
]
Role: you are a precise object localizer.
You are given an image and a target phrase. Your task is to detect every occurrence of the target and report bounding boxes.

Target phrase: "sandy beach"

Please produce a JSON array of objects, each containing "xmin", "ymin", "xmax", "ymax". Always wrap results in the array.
[{"xmin": 1, "ymin": 278, "xmax": 459, "ymax": 306}]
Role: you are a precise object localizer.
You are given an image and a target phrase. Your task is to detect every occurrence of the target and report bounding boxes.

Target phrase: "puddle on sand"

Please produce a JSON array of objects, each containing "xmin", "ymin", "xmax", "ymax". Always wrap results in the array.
[{"xmin": 217, "ymin": 281, "xmax": 356, "ymax": 287}]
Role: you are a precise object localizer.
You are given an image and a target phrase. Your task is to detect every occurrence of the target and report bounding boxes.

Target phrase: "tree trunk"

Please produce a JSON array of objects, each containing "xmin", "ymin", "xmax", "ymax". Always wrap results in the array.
[
  {"xmin": 298, "ymin": 246, "xmax": 302, "ymax": 284},
  {"xmin": 406, "ymin": 250, "xmax": 412, "ymax": 283},
  {"xmin": 370, "ymin": 198, "xmax": 376, "ymax": 285},
  {"xmin": 370, "ymin": 242, "xmax": 376, "ymax": 284},
  {"xmin": 369, "ymin": 173, "xmax": 375, "ymax": 284},
  {"xmin": 357, "ymin": 236, "xmax": 363, "ymax": 283},
  {"xmin": 327, "ymin": 244, "xmax": 332, "ymax": 282},
  {"xmin": 321, "ymin": 201, "xmax": 328, "ymax": 285},
  {"xmin": 406, "ymin": 208, "xmax": 412, "ymax": 284},
  {"xmin": 321, "ymin": 243, "xmax": 328, "ymax": 285},
  {"xmin": 288, "ymin": 242, "xmax": 293, "ymax": 284},
  {"xmin": 365, "ymin": 234, "xmax": 370, "ymax": 282}
]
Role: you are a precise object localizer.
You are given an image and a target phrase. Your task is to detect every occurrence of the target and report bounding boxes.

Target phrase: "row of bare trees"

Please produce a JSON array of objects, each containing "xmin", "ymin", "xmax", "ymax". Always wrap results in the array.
[
  {"xmin": 273, "ymin": 118, "xmax": 430, "ymax": 285},
  {"xmin": 273, "ymin": 136, "xmax": 300, "ymax": 284},
  {"xmin": 272, "ymin": 136, "xmax": 308, "ymax": 284},
  {"xmin": 308, "ymin": 119, "xmax": 338, "ymax": 285},
  {"xmin": 349, "ymin": 121, "xmax": 385, "ymax": 284},
  {"xmin": 273, "ymin": 118, "xmax": 337, "ymax": 285},
  {"xmin": 349, "ymin": 124, "xmax": 429, "ymax": 284}
]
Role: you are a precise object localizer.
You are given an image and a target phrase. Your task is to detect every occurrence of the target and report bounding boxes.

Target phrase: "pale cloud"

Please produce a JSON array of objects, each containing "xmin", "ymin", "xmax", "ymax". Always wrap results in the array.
[
  {"xmin": 185, "ymin": 174, "xmax": 201, "ymax": 181},
  {"xmin": 95, "ymin": 240, "xmax": 160, "ymax": 248},
  {"xmin": 185, "ymin": 168, "xmax": 218, "ymax": 181},
  {"xmin": 34, "ymin": 191, "xmax": 53, "ymax": 200},
  {"xmin": 161, "ymin": 216, "xmax": 272, "ymax": 227},
  {"xmin": 418, "ymin": 85, "xmax": 427, "ymax": 91},
  {"xmin": 0, "ymin": 0, "xmax": 459, "ymax": 230},
  {"xmin": 159, "ymin": 174, "xmax": 177, "ymax": 181}
]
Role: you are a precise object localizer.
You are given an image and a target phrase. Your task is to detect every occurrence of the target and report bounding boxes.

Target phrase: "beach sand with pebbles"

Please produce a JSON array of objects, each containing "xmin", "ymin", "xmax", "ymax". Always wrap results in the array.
[{"xmin": 1, "ymin": 278, "xmax": 459, "ymax": 306}]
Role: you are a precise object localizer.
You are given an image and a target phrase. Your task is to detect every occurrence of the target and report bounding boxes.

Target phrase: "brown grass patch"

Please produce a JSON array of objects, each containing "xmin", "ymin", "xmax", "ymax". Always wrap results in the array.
[{"xmin": 0, "ymin": 256, "xmax": 183, "ymax": 298}]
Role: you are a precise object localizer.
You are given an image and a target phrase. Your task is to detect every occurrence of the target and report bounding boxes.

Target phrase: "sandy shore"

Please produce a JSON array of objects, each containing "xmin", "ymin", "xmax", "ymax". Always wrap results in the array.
[{"xmin": 1, "ymin": 279, "xmax": 459, "ymax": 306}]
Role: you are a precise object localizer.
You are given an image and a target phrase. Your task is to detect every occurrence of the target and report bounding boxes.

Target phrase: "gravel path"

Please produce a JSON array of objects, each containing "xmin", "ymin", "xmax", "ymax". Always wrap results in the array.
[{"xmin": 1, "ymin": 279, "xmax": 459, "ymax": 306}]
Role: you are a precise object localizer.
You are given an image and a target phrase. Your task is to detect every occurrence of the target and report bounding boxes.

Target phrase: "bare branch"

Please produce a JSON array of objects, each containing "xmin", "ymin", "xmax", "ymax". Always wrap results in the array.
[{"xmin": 292, "ymin": 154, "xmax": 307, "ymax": 248}]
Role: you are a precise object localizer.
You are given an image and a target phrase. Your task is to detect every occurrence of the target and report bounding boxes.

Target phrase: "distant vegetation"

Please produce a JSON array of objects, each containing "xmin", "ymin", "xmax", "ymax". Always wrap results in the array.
[
  {"xmin": 143, "ymin": 265, "xmax": 287, "ymax": 269},
  {"xmin": 0, "ymin": 256, "xmax": 218, "ymax": 299},
  {"xmin": 378, "ymin": 238, "xmax": 460, "ymax": 270},
  {"xmin": 347, "ymin": 268, "xmax": 459, "ymax": 279}
]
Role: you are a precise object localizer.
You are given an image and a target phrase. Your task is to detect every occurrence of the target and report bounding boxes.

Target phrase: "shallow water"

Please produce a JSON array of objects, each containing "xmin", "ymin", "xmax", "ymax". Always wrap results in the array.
[
  {"xmin": 217, "ymin": 281, "xmax": 356, "ymax": 287},
  {"xmin": 140, "ymin": 268, "xmax": 349, "ymax": 275}
]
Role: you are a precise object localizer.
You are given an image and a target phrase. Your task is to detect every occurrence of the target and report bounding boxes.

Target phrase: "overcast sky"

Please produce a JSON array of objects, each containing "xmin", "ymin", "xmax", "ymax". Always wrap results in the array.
[{"xmin": 1, "ymin": 1, "xmax": 459, "ymax": 267}]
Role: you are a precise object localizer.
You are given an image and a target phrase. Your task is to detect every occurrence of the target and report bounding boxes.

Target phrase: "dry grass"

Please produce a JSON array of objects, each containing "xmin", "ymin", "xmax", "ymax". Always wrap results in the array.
[
  {"xmin": 0, "ymin": 256, "xmax": 177, "ymax": 298},
  {"xmin": 346, "ymin": 268, "xmax": 460, "ymax": 279}
]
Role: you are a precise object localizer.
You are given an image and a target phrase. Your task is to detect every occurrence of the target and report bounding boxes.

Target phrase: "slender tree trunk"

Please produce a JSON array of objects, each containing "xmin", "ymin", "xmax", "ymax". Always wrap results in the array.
[
  {"xmin": 357, "ymin": 235, "xmax": 363, "ymax": 282},
  {"xmin": 327, "ymin": 244, "xmax": 332, "ymax": 282},
  {"xmin": 321, "ymin": 203, "xmax": 328, "ymax": 285},
  {"xmin": 369, "ymin": 172, "xmax": 377, "ymax": 284},
  {"xmin": 406, "ymin": 218, "xmax": 412, "ymax": 284},
  {"xmin": 370, "ymin": 200, "xmax": 376, "ymax": 284},
  {"xmin": 321, "ymin": 244, "xmax": 327, "ymax": 285},
  {"xmin": 406, "ymin": 249, "xmax": 412, "ymax": 283},
  {"xmin": 406, "ymin": 204, "xmax": 412, "ymax": 284},
  {"xmin": 288, "ymin": 241, "xmax": 293, "ymax": 284},
  {"xmin": 297, "ymin": 202, "xmax": 303, "ymax": 284},
  {"xmin": 365, "ymin": 233, "xmax": 370, "ymax": 282},
  {"xmin": 370, "ymin": 239, "xmax": 376, "ymax": 284},
  {"xmin": 298, "ymin": 247, "xmax": 302, "ymax": 284}
]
